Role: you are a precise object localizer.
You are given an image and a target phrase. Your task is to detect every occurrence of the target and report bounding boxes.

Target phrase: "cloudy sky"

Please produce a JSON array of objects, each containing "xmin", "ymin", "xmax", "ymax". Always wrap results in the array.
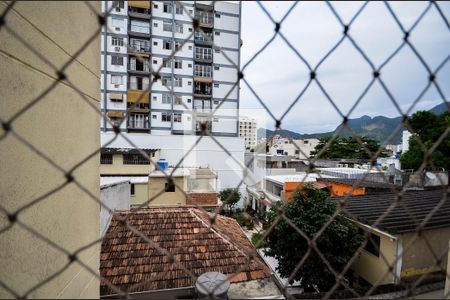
[{"xmin": 238, "ymin": 1, "xmax": 449, "ymax": 134}]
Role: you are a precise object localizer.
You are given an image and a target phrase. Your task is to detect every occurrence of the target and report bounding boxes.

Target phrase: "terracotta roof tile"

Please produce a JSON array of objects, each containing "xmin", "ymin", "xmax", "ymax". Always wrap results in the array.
[{"xmin": 100, "ymin": 208, "xmax": 271, "ymax": 296}]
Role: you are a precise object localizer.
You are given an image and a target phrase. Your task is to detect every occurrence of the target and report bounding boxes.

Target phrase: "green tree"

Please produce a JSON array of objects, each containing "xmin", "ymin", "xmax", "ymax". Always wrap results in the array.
[
  {"xmin": 401, "ymin": 111, "xmax": 450, "ymax": 171},
  {"xmin": 219, "ymin": 188, "xmax": 241, "ymax": 213},
  {"xmin": 310, "ymin": 136, "xmax": 388, "ymax": 159},
  {"xmin": 263, "ymin": 184, "xmax": 363, "ymax": 292}
]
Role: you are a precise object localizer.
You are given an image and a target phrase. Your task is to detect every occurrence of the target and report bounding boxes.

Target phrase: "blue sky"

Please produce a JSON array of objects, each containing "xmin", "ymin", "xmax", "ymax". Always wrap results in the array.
[{"xmin": 239, "ymin": 1, "xmax": 450, "ymax": 134}]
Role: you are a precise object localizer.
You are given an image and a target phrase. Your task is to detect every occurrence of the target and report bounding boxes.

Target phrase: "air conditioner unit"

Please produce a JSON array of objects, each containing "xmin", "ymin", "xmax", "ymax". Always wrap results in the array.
[{"xmin": 115, "ymin": 46, "xmax": 121, "ymax": 52}]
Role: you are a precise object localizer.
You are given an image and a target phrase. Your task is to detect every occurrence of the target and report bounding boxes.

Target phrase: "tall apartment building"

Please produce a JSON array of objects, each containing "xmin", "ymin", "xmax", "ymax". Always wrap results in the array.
[
  {"xmin": 101, "ymin": 0, "xmax": 241, "ymax": 136},
  {"xmin": 100, "ymin": 1, "xmax": 244, "ymax": 191},
  {"xmin": 239, "ymin": 116, "xmax": 257, "ymax": 149}
]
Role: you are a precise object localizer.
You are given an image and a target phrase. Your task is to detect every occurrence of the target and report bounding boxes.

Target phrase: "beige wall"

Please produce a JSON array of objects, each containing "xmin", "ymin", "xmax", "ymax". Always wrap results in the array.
[
  {"xmin": 352, "ymin": 226, "xmax": 398, "ymax": 286},
  {"xmin": 131, "ymin": 183, "xmax": 149, "ymax": 206},
  {"xmin": 100, "ymin": 152, "xmax": 159, "ymax": 175},
  {"xmin": 0, "ymin": 1, "xmax": 100, "ymax": 298},
  {"xmin": 400, "ymin": 227, "xmax": 450, "ymax": 278},
  {"xmin": 445, "ymin": 240, "xmax": 449, "ymax": 298},
  {"xmin": 148, "ymin": 177, "xmax": 187, "ymax": 206}
]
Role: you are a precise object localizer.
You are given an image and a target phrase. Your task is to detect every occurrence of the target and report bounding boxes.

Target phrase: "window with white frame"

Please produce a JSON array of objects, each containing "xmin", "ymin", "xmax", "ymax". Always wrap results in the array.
[
  {"xmin": 195, "ymin": 47, "xmax": 212, "ymax": 60},
  {"xmin": 130, "ymin": 20, "xmax": 150, "ymax": 34},
  {"xmin": 174, "ymin": 77, "xmax": 182, "ymax": 87},
  {"xmin": 162, "ymin": 76, "xmax": 172, "ymax": 87},
  {"xmin": 173, "ymin": 112, "xmax": 182, "ymax": 122},
  {"xmin": 194, "ymin": 65, "xmax": 212, "ymax": 77},
  {"xmin": 174, "ymin": 60, "xmax": 182, "ymax": 69},
  {"xmin": 162, "ymin": 112, "xmax": 171, "ymax": 122},
  {"xmin": 163, "ymin": 2, "xmax": 173, "ymax": 13},
  {"xmin": 130, "ymin": 38, "xmax": 149, "ymax": 52},
  {"xmin": 111, "ymin": 56, "xmax": 124, "ymax": 66},
  {"xmin": 162, "ymin": 58, "xmax": 172, "ymax": 68},
  {"xmin": 112, "ymin": 37, "xmax": 124, "ymax": 47},
  {"xmin": 111, "ymin": 75, "xmax": 122, "ymax": 85},
  {"xmin": 163, "ymin": 21, "xmax": 172, "ymax": 32},
  {"xmin": 128, "ymin": 113, "xmax": 149, "ymax": 129},
  {"xmin": 162, "ymin": 94, "xmax": 172, "ymax": 104},
  {"xmin": 174, "ymin": 41, "xmax": 181, "ymax": 51},
  {"xmin": 111, "ymin": 17, "xmax": 123, "ymax": 29},
  {"xmin": 175, "ymin": 23, "xmax": 183, "ymax": 33},
  {"xmin": 129, "ymin": 76, "xmax": 149, "ymax": 90},
  {"xmin": 175, "ymin": 2, "xmax": 183, "ymax": 14},
  {"xmin": 174, "ymin": 96, "xmax": 182, "ymax": 105}
]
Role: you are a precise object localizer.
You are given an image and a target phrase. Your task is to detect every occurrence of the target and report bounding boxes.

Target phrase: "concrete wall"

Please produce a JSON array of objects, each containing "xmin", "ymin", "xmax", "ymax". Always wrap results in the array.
[
  {"xmin": 400, "ymin": 227, "xmax": 450, "ymax": 278},
  {"xmin": 0, "ymin": 1, "xmax": 100, "ymax": 298},
  {"xmin": 100, "ymin": 182, "xmax": 131, "ymax": 237},
  {"xmin": 131, "ymin": 182, "xmax": 149, "ymax": 206},
  {"xmin": 445, "ymin": 239, "xmax": 449, "ymax": 298},
  {"xmin": 147, "ymin": 177, "xmax": 187, "ymax": 206},
  {"xmin": 352, "ymin": 228, "xmax": 398, "ymax": 285}
]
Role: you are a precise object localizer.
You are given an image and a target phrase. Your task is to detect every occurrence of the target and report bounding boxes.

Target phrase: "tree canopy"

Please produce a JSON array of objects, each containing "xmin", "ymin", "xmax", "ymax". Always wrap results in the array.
[
  {"xmin": 263, "ymin": 184, "xmax": 363, "ymax": 292},
  {"xmin": 310, "ymin": 136, "xmax": 388, "ymax": 159},
  {"xmin": 219, "ymin": 188, "xmax": 241, "ymax": 212},
  {"xmin": 400, "ymin": 111, "xmax": 450, "ymax": 171}
]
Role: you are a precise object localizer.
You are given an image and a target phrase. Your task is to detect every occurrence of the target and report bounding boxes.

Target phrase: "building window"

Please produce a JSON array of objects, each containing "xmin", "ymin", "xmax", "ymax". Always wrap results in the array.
[
  {"xmin": 153, "ymin": 60, "xmax": 157, "ymax": 64},
  {"xmin": 214, "ymin": 66, "xmax": 219, "ymax": 70},
  {"xmin": 114, "ymin": 1, "xmax": 125, "ymax": 9},
  {"xmin": 152, "ymin": 114, "xmax": 157, "ymax": 119},
  {"xmin": 215, "ymin": 13, "xmax": 221, "ymax": 18},
  {"xmin": 174, "ymin": 96, "xmax": 182, "ymax": 105},
  {"xmin": 175, "ymin": 2, "xmax": 183, "ymax": 15},
  {"xmin": 188, "ymin": 63, "xmax": 192, "ymax": 68},
  {"xmin": 214, "ymin": 83, "xmax": 219, "ymax": 88},
  {"xmin": 173, "ymin": 112, "xmax": 182, "ymax": 122},
  {"xmin": 174, "ymin": 41, "xmax": 181, "ymax": 51},
  {"xmin": 111, "ymin": 56, "xmax": 124, "ymax": 66},
  {"xmin": 364, "ymin": 231, "xmax": 381, "ymax": 257},
  {"xmin": 188, "ymin": 27, "xmax": 192, "ymax": 32},
  {"xmin": 162, "ymin": 76, "xmax": 171, "ymax": 87},
  {"xmin": 130, "ymin": 184, "xmax": 135, "ymax": 196},
  {"xmin": 187, "ymin": 98, "xmax": 191, "ymax": 103},
  {"xmin": 100, "ymin": 153, "xmax": 112, "ymax": 164},
  {"xmin": 111, "ymin": 75, "xmax": 122, "ymax": 85},
  {"xmin": 165, "ymin": 182, "xmax": 175, "ymax": 192},
  {"xmin": 163, "ymin": 21, "xmax": 173, "ymax": 32},
  {"xmin": 130, "ymin": 20, "xmax": 150, "ymax": 34},
  {"xmin": 123, "ymin": 153, "xmax": 150, "ymax": 165},
  {"xmin": 153, "ymin": 41, "xmax": 158, "ymax": 46},
  {"xmin": 162, "ymin": 94, "xmax": 172, "ymax": 104},
  {"xmin": 174, "ymin": 60, "xmax": 182, "ymax": 69},
  {"xmin": 163, "ymin": 39, "xmax": 172, "ymax": 50},
  {"xmin": 188, "ymin": 45, "xmax": 193, "ymax": 50},
  {"xmin": 175, "ymin": 23, "xmax": 183, "ymax": 33},
  {"xmin": 154, "ymin": 4, "xmax": 158, "ymax": 9},
  {"xmin": 153, "ymin": 22, "xmax": 158, "ymax": 27},
  {"xmin": 129, "ymin": 76, "xmax": 149, "ymax": 90},
  {"xmin": 187, "ymin": 81, "xmax": 192, "ymax": 86},
  {"xmin": 112, "ymin": 37, "xmax": 124, "ymax": 47},
  {"xmin": 162, "ymin": 58, "xmax": 172, "ymax": 68},
  {"xmin": 215, "ymin": 31, "xmax": 220, "ymax": 36},
  {"xmin": 174, "ymin": 77, "xmax": 182, "ymax": 87},
  {"xmin": 163, "ymin": 2, "xmax": 173, "ymax": 13},
  {"xmin": 128, "ymin": 113, "xmax": 149, "ymax": 129},
  {"xmin": 162, "ymin": 112, "xmax": 171, "ymax": 122}
]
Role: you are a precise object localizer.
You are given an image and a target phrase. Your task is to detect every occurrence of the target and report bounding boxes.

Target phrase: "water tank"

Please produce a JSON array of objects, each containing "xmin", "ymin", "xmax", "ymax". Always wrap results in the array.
[
  {"xmin": 157, "ymin": 159, "xmax": 169, "ymax": 171},
  {"xmin": 195, "ymin": 272, "xmax": 230, "ymax": 299}
]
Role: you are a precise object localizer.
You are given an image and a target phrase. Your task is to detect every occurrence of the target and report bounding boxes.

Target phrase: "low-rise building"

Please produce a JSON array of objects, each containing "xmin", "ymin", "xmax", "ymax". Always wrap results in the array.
[
  {"xmin": 341, "ymin": 189, "xmax": 450, "ymax": 286},
  {"xmin": 100, "ymin": 148, "xmax": 160, "ymax": 176},
  {"xmin": 100, "ymin": 208, "xmax": 281, "ymax": 299},
  {"xmin": 100, "ymin": 180, "xmax": 131, "ymax": 238},
  {"xmin": 317, "ymin": 178, "xmax": 399, "ymax": 197}
]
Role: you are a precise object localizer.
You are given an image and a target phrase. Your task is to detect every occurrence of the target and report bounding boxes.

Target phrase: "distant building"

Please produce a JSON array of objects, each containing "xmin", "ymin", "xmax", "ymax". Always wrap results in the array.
[
  {"xmin": 402, "ymin": 130, "xmax": 413, "ymax": 153},
  {"xmin": 293, "ymin": 139, "xmax": 320, "ymax": 159},
  {"xmin": 269, "ymin": 136, "xmax": 319, "ymax": 159},
  {"xmin": 341, "ymin": 189, "xmax": 450, "ymax": 286},
  {"xmin": 239, "ymin": 116, "xmax": 257, "ymax": 149},
  {"xmin": 100, "ymin": 208, "xmax": 281, "ymax": 298}
]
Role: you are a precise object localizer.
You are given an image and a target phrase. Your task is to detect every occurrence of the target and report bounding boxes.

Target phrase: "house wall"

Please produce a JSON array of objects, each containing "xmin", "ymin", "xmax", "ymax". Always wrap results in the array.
[
  {"xmin": 131, "ymin": 182, "xmax": 149, "ymax": 206},
  {"xmin": 148, "ymin": 177, "xmax": 187, "ymax": 206},
  {"xmin": 400, "ymin": 227, "xmax": 450, "ymax": 278},
  {"xmin": 100, "ymin": 152, "xmax": 159, "ymax": 175},
  {"xmin": 352, "ymin": 228, "xmax": 398, "ymax": 286},
  {"xmin": 0, "ymin": 1, "xmax": 100, "ymax": 297},
  {"xmin": 100, "ymin": 181, "xmax": 131, "ymax": 237}
]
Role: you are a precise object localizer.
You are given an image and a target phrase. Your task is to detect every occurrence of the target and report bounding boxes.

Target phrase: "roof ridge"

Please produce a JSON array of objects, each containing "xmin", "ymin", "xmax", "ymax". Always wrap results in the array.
[{"xmin": 188, "ymin": 209, "xmax": 250, "ymax": 259}]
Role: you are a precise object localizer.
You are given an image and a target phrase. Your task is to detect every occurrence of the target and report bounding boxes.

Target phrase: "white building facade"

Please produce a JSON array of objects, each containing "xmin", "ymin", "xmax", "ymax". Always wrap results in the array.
[
  {"xmin": 100, "ymin": 1, "xmax": 244, "ymax": 191},
  {"xmin": 100, "ymin": 0, "xmax": 241, "ymax": 136},
  {"xmin": 269, "ymin": 135, "xmax": 319, "ymax": 159},
  {"xmin": 239, "ymin": 116, "xmax": 257, "ymax": 149}
]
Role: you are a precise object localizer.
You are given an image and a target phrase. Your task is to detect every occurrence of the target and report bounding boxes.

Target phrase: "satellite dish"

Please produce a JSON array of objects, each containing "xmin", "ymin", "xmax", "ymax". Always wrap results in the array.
[{"xmin": 425, "ymin": 172, "xmax": 436, "ymax": 180}]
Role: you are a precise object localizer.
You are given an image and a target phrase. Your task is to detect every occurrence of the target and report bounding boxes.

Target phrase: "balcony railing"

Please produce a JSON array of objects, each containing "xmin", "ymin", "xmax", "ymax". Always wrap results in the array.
[
  {"xmin": 194, "ymin": 52, "xmax": 213, "ymax": 62},
  {"xmin": 129, "ymin": 43, "xmax": 150, "ymax": 53},
  {"xmin": 195, "ymin": 12, "xmax": 214, "ymax": 27},
  {"xmin": 194, "ymin": 32, "xmax": 213, "ymax": 46}
]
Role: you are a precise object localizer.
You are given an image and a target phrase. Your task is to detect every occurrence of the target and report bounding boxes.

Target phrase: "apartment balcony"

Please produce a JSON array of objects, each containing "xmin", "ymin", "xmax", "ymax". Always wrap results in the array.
[
  {"xmin": 128, "ymin": 6, "xmax": 151, "ymax": 19},
  {"xmin": 195, "ymin": 12, "xmax": 214, "ymax": 28},
  {"xmin": 194, "ymin": 74, "xmax": 212, "ymax": 84},
  {"xmin": 128, "ymin": 45, "xmax": 151, "ymax": 57},
  {"xmin": 128, "ymin": 63, "xmax": 150, "ymax": 75},
  {"xmin": 195, "ymin": 120, "xmax": 212, "ymax": 134},
  {"xmin": 127, "ymin": 90, "xmax": 150, "ymax": 104},
  {"xmin": 194, "ymin": 53, "xmax": 213, "ymax": 64},
  {"xmin": 194, "ymin": 33, "xmax": 213, "ymax": 46},
  {"xmin": 193, "ymin": 90, "xmax": 212, "ymax": 98}
]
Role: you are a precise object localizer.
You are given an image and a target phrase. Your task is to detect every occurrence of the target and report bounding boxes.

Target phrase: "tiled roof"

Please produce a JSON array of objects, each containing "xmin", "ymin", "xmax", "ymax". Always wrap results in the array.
[
  {"xmin": 338, "ymin": 188, "xmax": 450, "ymax": 235},
  {"xmin": 100, "ymin": 208, "xmax": 271, "ymax": 296}
]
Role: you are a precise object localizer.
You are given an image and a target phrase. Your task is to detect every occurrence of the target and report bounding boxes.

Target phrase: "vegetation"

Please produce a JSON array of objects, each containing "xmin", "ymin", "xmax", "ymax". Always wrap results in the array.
[
  {"xmin": 401, "ymin": 111, "xmax": 450, "ymax": 171},
  {"xmin": 251, "ymin": 231, "xmax": 268, "ymax": 248},
  {"xmin": 263, "ymin": 184, "xmax": 363, "ymax": 292},
  {"xmin": 219, "ymin": 188, "xmax": 241, "ymax": 213},
  {"xmin": 310, "ymin": 136, "xmax": 388, "ymax": 159}
]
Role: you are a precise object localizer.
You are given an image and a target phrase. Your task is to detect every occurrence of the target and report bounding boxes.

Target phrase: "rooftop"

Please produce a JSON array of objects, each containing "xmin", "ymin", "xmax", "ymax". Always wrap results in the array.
[
  {"xmin": 319, "ymin": 178, "xmax": 399, "ymax": 190},
  {"xmin": 100, "ymin": 176, "xmax": 148, "ymax": 187},
  {"xmin": 266, "ymin": 173, "xmax": 333, "ymax": 185},
  {"xmin": 100, "ymin": 208, "xmax": 271, "ymax": 296},
  {"xmin": 338, "ymin": 188, "xmax": 450, "ymax": 235},
  {"xmin": 101, "ymin": 147, "xmax": 158, "ymax": 154}
]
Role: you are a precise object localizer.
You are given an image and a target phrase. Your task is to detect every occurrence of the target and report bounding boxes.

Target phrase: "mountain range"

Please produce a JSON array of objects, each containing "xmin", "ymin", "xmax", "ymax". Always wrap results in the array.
[{"xmin": 257, "ymin": 102, "xmax": 448, "ymax": 144}]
